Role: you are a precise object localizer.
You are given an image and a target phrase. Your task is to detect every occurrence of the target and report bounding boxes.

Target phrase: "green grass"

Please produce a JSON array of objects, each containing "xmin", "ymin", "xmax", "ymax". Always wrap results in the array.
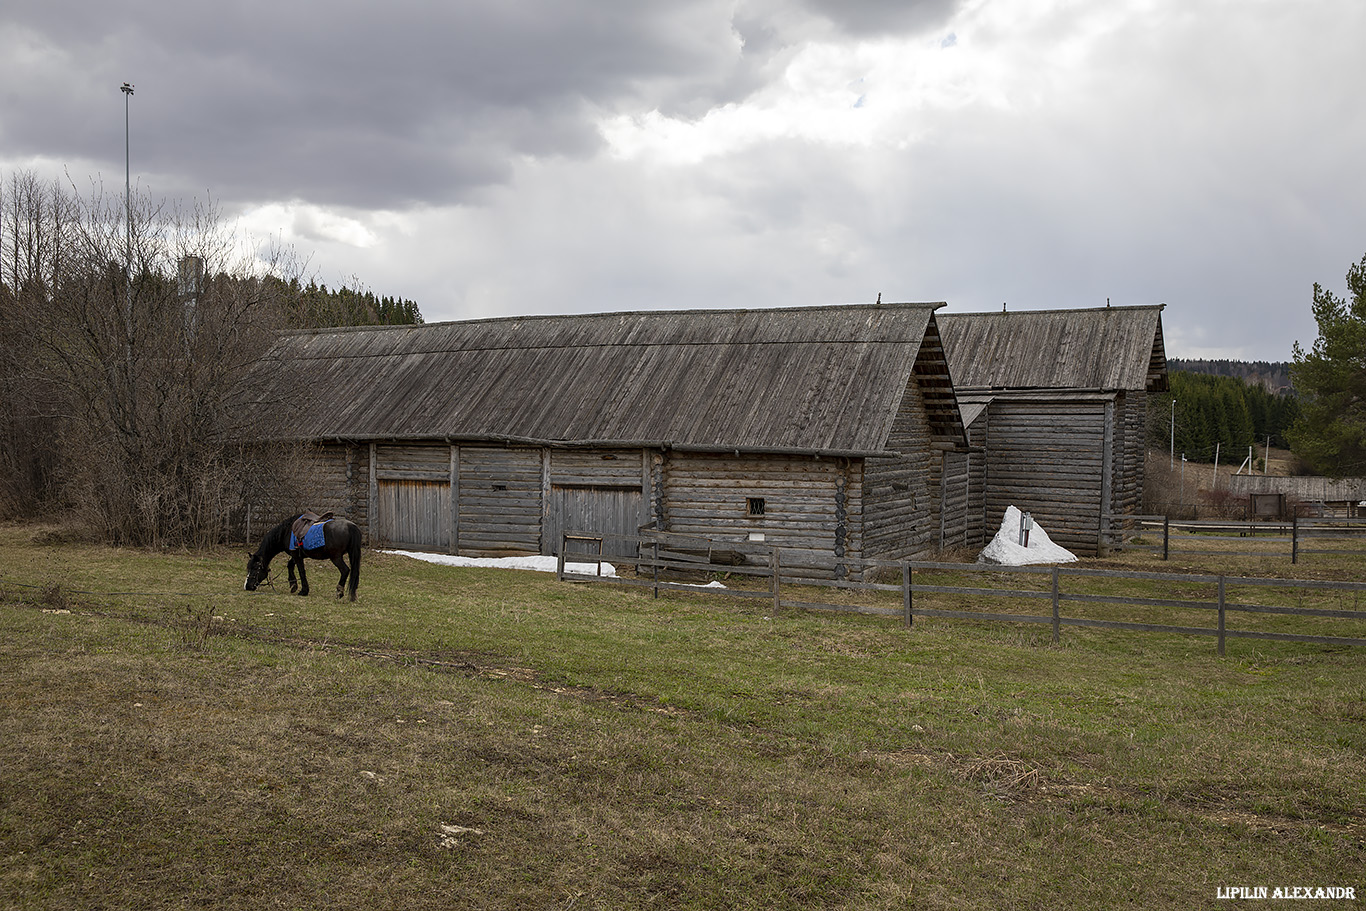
[{"xmin": 1, "ymin": 523, "xmax": 1363, "ymax": 909}]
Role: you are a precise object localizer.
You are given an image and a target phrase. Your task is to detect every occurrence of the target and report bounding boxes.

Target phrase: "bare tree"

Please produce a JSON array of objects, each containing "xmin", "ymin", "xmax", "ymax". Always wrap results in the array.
[
  {"xmin": 0, "ymin": 171, "xmax": 74, "ymax": 515},
  {"xmin": 1, "ymin": 170, "xmax": 308, "ymax": 546}
]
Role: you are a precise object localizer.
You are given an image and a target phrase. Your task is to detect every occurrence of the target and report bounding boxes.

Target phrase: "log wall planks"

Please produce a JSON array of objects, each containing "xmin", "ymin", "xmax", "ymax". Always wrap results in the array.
[
  {"xmin": 258, "ymin": 441, "xmax": 907, "ymax": 572},
  {"xmin": 457, "ymin": 447, "xmax": 544, "ymax": 556},
  {"xmin": 980, "ymin": 400, "xmax": 1106, "ymax": 553},
  {"xmin": 660, "ymin": 451, "xmax": 862, "ymax": 570},
  {"xmin": 956, "ymin": 394, "xmax": 1149, "ymax": 557},
  {"xmin": 862, "ymin": 373, "xmax": 938, "ymax": 561}
]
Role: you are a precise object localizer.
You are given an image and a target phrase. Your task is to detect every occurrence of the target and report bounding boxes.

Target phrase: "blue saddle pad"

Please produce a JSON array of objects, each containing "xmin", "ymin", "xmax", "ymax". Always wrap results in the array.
[{"xmin": 290, "ymin": 522, "xmax": 327, "ymax": 551}]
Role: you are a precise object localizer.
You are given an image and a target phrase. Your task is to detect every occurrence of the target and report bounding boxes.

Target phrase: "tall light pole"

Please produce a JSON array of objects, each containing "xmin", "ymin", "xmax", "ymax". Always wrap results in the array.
[
  {"xmin": 120, "ymin": 81, "xmax": 136, "ymax": 436},
  {"xmin": 121, "ymin": 83, "xmax": 133, "ymax": 257},
  {"xmin": 121, "ymin": 82, "xmax": 134, "ymax": 334}
]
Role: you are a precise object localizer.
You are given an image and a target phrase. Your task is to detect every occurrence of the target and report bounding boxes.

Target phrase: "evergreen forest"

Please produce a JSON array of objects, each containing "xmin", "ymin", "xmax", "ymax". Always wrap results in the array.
[{"xmin": 1150, "ymin": 370, "xmax": 1300, "ymax": 465}]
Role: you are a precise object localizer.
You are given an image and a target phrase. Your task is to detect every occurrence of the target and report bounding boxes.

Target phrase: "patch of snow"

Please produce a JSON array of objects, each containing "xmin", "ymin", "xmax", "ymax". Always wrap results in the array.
[
  {"xmin": 977, "ymin": 506, "xmax": 1078, "ymax": 566},
  {"xmin": 384, "ymin": 548, "xmax": 730, "ymax": 589},
  {"xmin": 383, "ymin": 549, "xmax": 617, "ymax": 577}
]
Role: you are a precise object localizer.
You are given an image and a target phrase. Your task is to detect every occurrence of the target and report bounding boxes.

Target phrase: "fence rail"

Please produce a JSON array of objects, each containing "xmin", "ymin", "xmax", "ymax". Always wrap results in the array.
[
  {"xmin": 1103, "ymin": 514, "xmax": 1366, "ymax": 563},
  {"xmin": 556, "ymin": 530, "xmax": 1366, "ymax": 654}
]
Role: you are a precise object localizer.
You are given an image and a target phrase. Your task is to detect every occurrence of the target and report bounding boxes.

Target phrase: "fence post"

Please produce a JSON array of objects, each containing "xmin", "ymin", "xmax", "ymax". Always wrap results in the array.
[
  {"xmin": 556, "ymin": 533, "xmax": 567, "ymax": 581},
  {"xmin": 1292, "ymin": 514, "xmax": 1299, "ymax": 564},
  {"xmin": 771, "ymin": 547, "xmax": 781, "ymax": 613},
  {"xmin": 1217, "ymin": 575, "xmax": 1226, "ymax": 657},
  {"xmin": 903, "ymin": 563, "xmax": 913, "ymax": 628},
  {"xmin": 652, "ymin": 538, "xmax": 660, "ymax": 599},
  {"xmin": 1051, "ymin": 566, "xmax": 1061, "ymax": 644},
  {"xmin": 1163, "ymin": 516, "xmax": 1170, "ymax": 561}
]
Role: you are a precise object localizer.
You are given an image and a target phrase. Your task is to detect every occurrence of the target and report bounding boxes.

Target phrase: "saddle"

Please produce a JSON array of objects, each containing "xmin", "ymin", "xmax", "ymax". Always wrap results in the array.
[{"xmin": 290, "ymin": 511, "xmax": 334, "ymax": 551}]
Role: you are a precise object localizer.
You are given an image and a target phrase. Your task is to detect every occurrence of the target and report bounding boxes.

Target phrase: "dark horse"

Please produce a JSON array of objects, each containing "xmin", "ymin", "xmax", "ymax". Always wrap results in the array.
[{"xmin": 245, "ymin": 513, "xmax": 361, "ymax": 601}]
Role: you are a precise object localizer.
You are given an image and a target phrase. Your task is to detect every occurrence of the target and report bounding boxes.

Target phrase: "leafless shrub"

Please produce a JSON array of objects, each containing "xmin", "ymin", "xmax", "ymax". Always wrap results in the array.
[{"xmin": 2, "ymin": 169, "xmax": 311, "ymax": 546}]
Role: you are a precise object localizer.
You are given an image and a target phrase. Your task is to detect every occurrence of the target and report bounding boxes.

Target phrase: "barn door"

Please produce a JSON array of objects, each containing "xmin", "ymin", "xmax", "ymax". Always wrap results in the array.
[
  {"xmin": 545, "ymin": 486, "xmax": 643, "ymax": 557},
  {"xmin": 373, "ymin": 443, "xmax": 453, "ymax": 550},
  {"xmin": 375, "ymin": 479, "xmax": 450, "ymax": 550}
]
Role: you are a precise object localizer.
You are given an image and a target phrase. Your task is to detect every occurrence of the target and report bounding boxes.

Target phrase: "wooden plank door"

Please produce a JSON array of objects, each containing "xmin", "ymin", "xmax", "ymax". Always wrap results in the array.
[
  {"xmin": 375, "ymin": 479, "xmax": 450, "ymax": 550},
  {"xmin": 545, "ymin": 486, "xmax": 643, "ymax": 557}
]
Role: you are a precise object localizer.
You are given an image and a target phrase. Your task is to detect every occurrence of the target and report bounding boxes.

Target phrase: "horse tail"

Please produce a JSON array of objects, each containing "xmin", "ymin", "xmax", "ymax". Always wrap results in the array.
[{"xmin": 348, "ymin": 523, "xmax": 361, "ymax": 601}]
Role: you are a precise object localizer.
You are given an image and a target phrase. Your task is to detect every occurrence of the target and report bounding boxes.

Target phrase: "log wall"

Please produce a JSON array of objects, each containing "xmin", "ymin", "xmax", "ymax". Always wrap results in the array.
[
  {"xmin": 456, "ymin": 446, "xmax": 544, "ymax": 556},
  {"xmin": 979, "ymin": 399, "xmax": 1109, "ymax": 555},
  {"xmin": 660, "ymin": 451, "xmax": 863, "ymax": 571},
  {"xmin": 939, "ymin": 442, "xmax": 985, "ymax": 550},
  {"xmin": 862, "ymin": 374, "xmax": 938, "ymax": 560},
  {"xmin": 254, "ymin": 440, "xmax": 945, "ymax": 571}
]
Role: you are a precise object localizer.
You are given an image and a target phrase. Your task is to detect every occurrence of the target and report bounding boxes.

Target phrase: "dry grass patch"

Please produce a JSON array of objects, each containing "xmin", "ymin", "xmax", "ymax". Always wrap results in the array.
[{"xmin": 0, "ymin": 531, "xmax": 1364, "ymax": 909}]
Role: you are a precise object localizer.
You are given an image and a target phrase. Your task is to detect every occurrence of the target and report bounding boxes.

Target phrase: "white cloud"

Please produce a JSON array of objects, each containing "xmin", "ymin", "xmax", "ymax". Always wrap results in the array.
[{"xmin": 238, "ymin": 202, "xmax": 387, "ymax": 250}]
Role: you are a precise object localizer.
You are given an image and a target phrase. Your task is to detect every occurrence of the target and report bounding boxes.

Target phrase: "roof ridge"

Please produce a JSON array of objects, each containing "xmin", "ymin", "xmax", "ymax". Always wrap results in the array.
[
  {"xmin": 276, "ymin": 301, "xmax": 948, "ymax": 337},
  {"xmin": 939, "ymin": 303, "xmax": 1165, "ymax": 318}
]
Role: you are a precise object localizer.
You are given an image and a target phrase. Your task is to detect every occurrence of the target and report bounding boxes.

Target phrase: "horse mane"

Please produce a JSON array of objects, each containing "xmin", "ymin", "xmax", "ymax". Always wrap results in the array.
[{"xmin": 253, "ymin": 514, "xmax": 302, "ymax": 560}]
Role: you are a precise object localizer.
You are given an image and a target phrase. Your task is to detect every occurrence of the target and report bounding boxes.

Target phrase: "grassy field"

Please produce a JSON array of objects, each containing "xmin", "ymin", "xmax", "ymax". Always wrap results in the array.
[{"xmin": 1, "ymin": 524, "xmax": 1363, "ymax": 909}]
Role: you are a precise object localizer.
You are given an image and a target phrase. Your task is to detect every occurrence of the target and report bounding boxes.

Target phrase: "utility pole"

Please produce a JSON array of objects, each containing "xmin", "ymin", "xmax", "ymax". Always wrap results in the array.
[{"xmin": 1170, "ymin": 399, "xmax": 1176, "ymax": 470}]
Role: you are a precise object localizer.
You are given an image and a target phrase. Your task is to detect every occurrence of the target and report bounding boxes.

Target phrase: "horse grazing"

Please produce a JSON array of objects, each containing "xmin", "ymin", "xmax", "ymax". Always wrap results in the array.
[{"xmin": 245, "ymin": 512, "xmax": 362, "ymax": 601}]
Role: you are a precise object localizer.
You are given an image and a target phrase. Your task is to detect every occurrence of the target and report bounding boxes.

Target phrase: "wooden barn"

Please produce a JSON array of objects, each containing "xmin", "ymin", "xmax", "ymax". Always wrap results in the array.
[
  {"xmin": 244, "ymin": 303, "xmax": 967, "ymax": 570},
  {"xmin": 936, "ymin": 305, "xmax": 1168, "ymax": 555}
]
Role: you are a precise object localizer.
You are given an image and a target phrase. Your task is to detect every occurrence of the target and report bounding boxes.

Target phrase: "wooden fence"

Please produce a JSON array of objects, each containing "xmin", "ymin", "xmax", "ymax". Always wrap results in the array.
[
  {"xmin": 1105, "ymin": 514, "xmax": 1366, "ymax": 563},
  {"xmin": 556, "ymin": 530, "xmax": 1366, "ymax": 654}
]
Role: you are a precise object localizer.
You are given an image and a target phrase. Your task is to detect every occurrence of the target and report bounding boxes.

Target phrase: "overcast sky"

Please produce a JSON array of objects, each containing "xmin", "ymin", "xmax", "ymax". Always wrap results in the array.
[{"xmin": 4, "ymin": 0, "xmax": 1364, "ymax": 360}]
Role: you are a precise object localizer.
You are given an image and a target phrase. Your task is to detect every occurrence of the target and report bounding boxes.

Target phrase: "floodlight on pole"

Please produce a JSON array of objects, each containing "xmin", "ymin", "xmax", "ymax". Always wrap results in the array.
[
  {"xmin": 120, "ymin": 82, "xmax": 134, "ymax": 342},
  {"xmin": 121, "ymin": 84, "xmax": 133, "ymax": 234}
]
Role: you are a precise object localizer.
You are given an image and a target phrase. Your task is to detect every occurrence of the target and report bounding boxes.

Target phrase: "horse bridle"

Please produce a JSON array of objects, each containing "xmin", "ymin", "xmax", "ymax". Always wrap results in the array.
[{"xmin": 249, "ymin": 563, "xmax": 278, "ymax": 592}]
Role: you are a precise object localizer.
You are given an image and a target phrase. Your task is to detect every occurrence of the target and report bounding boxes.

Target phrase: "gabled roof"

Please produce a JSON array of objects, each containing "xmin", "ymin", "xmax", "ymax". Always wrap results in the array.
[
  {"xmin": 937, "ymin": 305, "xmax": 1167, "ymax": 393},
  {"xmin": 248, "ymin": 303, "xmax": 963, "ymax": 456}
]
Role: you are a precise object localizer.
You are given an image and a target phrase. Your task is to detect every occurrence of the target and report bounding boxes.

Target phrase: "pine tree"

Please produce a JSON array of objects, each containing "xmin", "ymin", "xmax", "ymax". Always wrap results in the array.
[{"xmin": 1288, "ymin": 253, "xmax": 1366, "ymax": 476}]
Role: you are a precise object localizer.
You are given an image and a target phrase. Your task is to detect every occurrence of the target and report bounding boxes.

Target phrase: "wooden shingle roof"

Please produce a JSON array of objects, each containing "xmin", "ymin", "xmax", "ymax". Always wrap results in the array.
[
  {"xmin": 248, "ymin": 302, "xmax": 961, "ymax": 456},
  {"xmin": 937, "ymin": 305, "xmax": 1167, "ymax": 393}
]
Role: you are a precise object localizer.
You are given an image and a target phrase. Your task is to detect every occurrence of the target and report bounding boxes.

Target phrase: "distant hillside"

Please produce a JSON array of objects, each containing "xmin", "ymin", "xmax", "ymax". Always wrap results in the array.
[{"xmin": 1167, "ymin": 358, "xmax": 1293, "ymax": 394}]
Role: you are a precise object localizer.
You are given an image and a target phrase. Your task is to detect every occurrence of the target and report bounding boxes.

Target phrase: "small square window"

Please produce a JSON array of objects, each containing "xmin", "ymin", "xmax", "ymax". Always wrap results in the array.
[{"xmin": 747, "ymin": 497, "xmax": 766, "ymax": 517}]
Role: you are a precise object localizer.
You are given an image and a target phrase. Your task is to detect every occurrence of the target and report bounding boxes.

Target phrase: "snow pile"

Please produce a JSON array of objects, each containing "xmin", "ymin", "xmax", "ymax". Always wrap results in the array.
[
  {"xmin": 383, "ymin": 549, "xmax": 730, "ymax": 589},
  {"xmin": 383, "ymin": 550, "xmax": 618, "ymax": 577},
  {"xmin": 977, "ymin": 506, "xmax": 1078, "ymax": 566}
]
